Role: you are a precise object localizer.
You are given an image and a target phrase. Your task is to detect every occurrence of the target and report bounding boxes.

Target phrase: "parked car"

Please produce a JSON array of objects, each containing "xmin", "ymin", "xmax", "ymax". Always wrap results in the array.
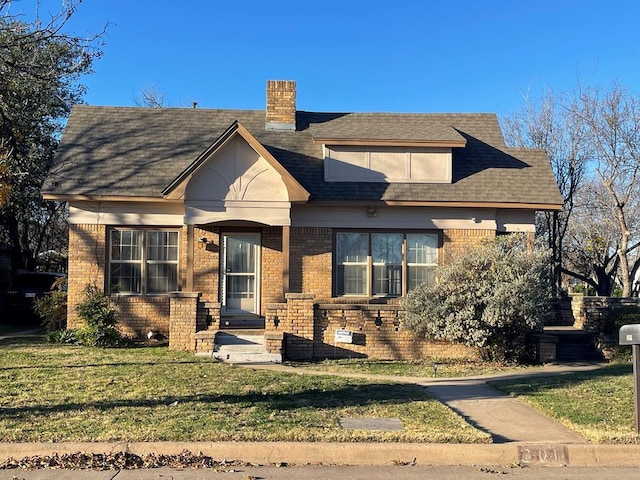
[{"xmin": 1, "ymin": 272, "xmax": 66, "ymax": 326}]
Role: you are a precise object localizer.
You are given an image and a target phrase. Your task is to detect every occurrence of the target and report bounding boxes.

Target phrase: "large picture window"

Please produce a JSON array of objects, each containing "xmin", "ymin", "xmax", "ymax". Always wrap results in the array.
[
  {"xmin": 109, "ymin": 229, "xmax": 179, "ymax": 294},
  {"xmin": 335, "ymin": 231, "xmax": 437, "ymax": 297}
]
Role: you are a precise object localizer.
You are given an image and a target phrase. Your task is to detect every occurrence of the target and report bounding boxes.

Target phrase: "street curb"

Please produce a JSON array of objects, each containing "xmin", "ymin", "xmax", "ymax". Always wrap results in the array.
[{"xmin": 1, "ymin": 442, "xmax": 639, "ymax": 467}]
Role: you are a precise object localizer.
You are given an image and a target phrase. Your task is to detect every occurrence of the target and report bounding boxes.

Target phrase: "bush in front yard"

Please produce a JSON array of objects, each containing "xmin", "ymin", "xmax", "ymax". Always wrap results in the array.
[
  {"xmin": 33, "ymin": 276, "xmax": 67, "ymax": 331},
  {"xmin": 75, "ymin": 284, "xmax": 123, "ymax": 347},
  {"xmin": 403, "ymin": 234, "xmax": 553, "ymax": 362}
]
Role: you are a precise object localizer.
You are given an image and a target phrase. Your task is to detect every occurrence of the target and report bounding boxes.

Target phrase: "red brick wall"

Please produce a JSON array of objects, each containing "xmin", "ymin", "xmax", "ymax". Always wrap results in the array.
[
  {"xmin": 442, "ymin": 229, "xmax": 495, "ymax": 265},
  {"xmin": 193, "ymin": 226, "xmax": 219, "ymax": 303},
  {"xmin": 314, "ymin": 305, "xmax": 476, "ymax": 361},
  {"xmin": 290, "ymin": 227, "xmax": 332, "ymax": 301},
  {"xmin": 262, "ymin": 227, "xmax": 284, "ymax": 306},
  {"xmin": 67, "ymin": 224, "xmax": 106, "ymax": 329},
  {"xmin": 266, "ymin": 80, "xmax": 296, "ymax": 125},
  {"xmin": 114, "ymin": 296, "xmax": 171, "ymax": 338}
]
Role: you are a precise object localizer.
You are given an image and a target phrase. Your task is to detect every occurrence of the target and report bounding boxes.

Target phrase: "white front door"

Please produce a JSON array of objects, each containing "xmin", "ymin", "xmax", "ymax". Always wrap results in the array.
[{"xmin": 222, "ymin": 233, "xmax": 260, "ymax": 314}]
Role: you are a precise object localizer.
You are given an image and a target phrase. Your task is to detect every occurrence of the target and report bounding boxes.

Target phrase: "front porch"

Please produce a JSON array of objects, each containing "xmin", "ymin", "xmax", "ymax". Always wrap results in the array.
[{"xmin": 167, "ymin": 292, "xmax": 479, "ymax": 363}]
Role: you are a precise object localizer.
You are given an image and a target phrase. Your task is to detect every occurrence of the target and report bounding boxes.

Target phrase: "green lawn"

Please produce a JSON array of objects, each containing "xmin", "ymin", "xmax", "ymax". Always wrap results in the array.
[
  {"xmin": 0, "ymin": 336, "xmax": 489, "ymax": 443},
  {"xmin": 286, "ymin": 358, "xmax": 531, "ymax": 378},
  {"xmin": 491, "ymin": 363, "xmax": 639, "ymax": 443}
]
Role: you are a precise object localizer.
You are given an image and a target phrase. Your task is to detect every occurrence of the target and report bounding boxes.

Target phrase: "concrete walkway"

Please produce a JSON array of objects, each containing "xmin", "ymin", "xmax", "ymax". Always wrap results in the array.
[{"xmin": 425, "ymin": 381, "xmax": 585, "ymax": 443}]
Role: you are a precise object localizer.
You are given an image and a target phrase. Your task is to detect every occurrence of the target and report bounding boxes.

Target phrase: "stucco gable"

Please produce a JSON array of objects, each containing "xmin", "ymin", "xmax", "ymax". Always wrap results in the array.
[{"xmin": 163, "ymin": 121, "xmax": 309, "ymax": 203}]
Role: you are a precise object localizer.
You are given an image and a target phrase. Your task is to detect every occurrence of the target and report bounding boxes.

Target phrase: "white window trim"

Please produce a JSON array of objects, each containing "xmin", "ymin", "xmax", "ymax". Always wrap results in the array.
[
  {"xmin": 108, "ymin": 228, "xmax": 180, "ymax": 295},
  {"xmin": 335, "ymin": 231, "xmax": 438, "ymax": 297}
]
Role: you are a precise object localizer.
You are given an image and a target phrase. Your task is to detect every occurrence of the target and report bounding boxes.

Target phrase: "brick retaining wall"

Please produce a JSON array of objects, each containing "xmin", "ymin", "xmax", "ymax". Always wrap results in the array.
[
  {"xmin": 265, "ymin": 296, "xmax": 477, "ymax": 361},
  {"xmin": 571, "ymin": 296, "xmax": 640, "ymax": 332}
]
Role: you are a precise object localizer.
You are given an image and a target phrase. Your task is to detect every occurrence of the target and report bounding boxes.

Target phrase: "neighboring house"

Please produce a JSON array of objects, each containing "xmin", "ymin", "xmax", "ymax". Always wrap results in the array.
[{"xmin": 42, "ymin": 80, "xmax": 562, "ymax": 361}]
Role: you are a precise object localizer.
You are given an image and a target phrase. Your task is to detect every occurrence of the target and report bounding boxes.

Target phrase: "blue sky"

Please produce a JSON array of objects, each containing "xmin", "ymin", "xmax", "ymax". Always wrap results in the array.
[{"xmin": 9, "ymin": 0, "xmax": 640, "ymax": 114}]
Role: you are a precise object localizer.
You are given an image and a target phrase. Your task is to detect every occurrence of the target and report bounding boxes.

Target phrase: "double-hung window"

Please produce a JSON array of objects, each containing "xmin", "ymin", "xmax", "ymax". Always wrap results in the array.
[
  {"xmin": 109, "ymin": 229, "xmax": 179, "ymax": 294},
  {"xmin": 336, "ymin": 231, "xmax": 438, "ymax": 297}
]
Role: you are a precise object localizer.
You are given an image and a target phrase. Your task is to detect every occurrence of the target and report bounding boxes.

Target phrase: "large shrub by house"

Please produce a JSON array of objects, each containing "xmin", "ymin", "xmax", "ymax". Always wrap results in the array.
[
  {"xmin": 75, "ymin": 285, "xmax": 123, "ymax": 347},
  {"xmin": 403, "ymin": 234, "xmax": 553, "ymax": 362}
]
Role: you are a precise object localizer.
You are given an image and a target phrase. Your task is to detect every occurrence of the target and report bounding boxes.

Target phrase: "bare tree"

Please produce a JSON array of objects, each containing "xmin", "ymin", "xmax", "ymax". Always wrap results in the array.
[
  {"xmin": 0, "ymin": 1, "xmax": 104, "ymax": 270},
  {"xmin": 574, "ymin": 84, "xmax": 640, "ymax": 296},
  {"xmin": 502, "ymin": 88, "xmax": 589, "ymax": 295},
  {"xmin": 563, "ymin": 180, "xmax": 620, "ymax": 295},
  {"xmin": 134, "ymin": 84, "xmax": 168, "ymax": 108}
]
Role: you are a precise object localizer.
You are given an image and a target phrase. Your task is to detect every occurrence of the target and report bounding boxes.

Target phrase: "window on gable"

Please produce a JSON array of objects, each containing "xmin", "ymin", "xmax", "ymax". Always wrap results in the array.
[
  {"xmin": 109, "ymin": 229, "xmax": 179, "ymax": 294},
  {"xmin": 335, "ymin": 231, "xmax": 438, "ymax": 297}
]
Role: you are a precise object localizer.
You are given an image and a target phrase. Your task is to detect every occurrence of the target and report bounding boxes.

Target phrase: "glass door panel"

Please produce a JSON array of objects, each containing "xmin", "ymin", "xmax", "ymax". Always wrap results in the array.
[{"xmin": 222, "ymin": 234, "xmax": 260, "ymax": 314}]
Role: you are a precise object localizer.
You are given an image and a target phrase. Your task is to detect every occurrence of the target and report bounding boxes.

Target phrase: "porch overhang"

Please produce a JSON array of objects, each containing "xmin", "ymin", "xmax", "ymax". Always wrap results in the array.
[{"xmin": 185, "ymin": 200, "xmax": 292, "ymax": 226}]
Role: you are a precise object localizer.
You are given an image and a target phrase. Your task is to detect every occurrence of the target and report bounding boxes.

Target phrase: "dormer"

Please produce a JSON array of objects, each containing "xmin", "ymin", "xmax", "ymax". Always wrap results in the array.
[{"xmin": 311, "ymin": 114, "xmax": 466, "ymax": 183}]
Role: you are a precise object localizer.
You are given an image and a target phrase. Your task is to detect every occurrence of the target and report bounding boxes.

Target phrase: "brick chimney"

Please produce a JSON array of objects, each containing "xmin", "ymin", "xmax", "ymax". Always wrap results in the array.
[{"xmin": 265, "ymin": 80, "xmax": 296, "ymax": 131}]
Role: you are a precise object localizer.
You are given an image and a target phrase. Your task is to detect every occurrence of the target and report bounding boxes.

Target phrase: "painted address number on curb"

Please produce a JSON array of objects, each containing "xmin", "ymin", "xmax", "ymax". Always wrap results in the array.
[{"xmin": 518, "ymin": 445, "xmax": 568, "ymax": 465}]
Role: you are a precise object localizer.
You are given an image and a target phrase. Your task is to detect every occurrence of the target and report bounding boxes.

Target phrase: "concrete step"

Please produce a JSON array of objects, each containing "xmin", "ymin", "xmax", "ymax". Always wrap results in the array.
[
  {"xmin": 204, "ymin": 351, "xmax": 283, "ymax": 363},
  {"xmin": 215, "ymin": 344, "xmax": 266, "ymax": 354},
  {"xmin": 215, "ymin": 332, "xmax": 266, "ymax": 346},
  {"xmin": 556, "ymin": 344, "xmax": 602, "ymax": 362},
  {"xmin": 205, "ymin": 330, "xmax": 281, "ymax": 364},
  {"xmin": 544, "ymin": 326, "xmax": 602, "ymax": 362},
  {"xmin": 220, "ymin": 317, "xmax": 265, "ymax": 329}
]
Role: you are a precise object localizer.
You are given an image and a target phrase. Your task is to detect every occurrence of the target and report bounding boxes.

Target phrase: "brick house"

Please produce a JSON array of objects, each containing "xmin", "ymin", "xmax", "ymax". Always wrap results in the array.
[{"xmin": 42, "ymin": 81, "xmax": 562, "ymax": 361}]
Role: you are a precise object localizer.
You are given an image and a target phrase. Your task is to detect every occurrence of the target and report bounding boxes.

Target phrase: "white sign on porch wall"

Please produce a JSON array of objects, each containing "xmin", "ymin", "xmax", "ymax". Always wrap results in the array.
[{"xmin": 335, "ymin": 329, "xmax": 353, "ymax": 344}]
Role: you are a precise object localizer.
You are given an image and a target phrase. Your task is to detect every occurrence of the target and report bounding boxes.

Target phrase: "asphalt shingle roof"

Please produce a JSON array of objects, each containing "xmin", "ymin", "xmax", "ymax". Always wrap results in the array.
[{"xmin": 43, "ymin": 106, "xmax": 563, "ymax": 207}]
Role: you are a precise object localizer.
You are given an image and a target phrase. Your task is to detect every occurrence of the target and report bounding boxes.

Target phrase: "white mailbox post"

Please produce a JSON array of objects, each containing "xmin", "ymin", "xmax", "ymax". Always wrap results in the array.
[{"xmin": 619, "ymin": 324, "xmax": 640, "ymax": 434}]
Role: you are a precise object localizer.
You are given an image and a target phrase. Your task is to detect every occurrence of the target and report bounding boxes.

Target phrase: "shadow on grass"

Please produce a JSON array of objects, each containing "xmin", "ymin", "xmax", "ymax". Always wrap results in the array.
[
  {"xmin": 0, "ymin": 359, "xmax": 207, "ymax": 372},
  {"xmin": 490, "ymin": 362, "xmax": 633, "ymax": 395},
  {"xmin": 0, "ymin": 335, "xmax": 202, "ymax": 371},
  {"xmin": 0, "ymin": 382, "xmax": 430, "ymax": 419}
]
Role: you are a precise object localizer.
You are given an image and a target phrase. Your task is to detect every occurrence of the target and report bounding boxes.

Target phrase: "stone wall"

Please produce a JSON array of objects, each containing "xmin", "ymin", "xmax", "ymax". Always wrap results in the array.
[
  {"xmin": 528, "ymin": 334, "xmax": 557, "ymax": 363},
  {"xmin": 572, "ymin": 296, "xmax": 640, "ymax": 332},
  {"xmin": 550, "ymin": 299, "xmax": 575, "ymax": 326}
]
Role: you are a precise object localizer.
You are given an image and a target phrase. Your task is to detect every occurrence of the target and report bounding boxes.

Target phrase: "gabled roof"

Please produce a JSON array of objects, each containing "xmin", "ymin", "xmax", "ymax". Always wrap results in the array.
[
  {"xmin": 310, "ymin": 113, "xmax": 468, "ymax": 147},
  {"xmin": 162, "ymin": 121, "xmax": 309, "ymax": 202},
  {"xmin": 42, "ymin": 106, "xmax": 563, "ymax": 209}
]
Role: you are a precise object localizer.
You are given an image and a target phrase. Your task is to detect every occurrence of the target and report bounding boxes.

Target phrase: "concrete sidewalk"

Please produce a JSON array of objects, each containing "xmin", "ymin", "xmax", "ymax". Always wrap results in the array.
[{"xmin": 1, "ymin": 440, "xmax": 639, "ymax": 468}]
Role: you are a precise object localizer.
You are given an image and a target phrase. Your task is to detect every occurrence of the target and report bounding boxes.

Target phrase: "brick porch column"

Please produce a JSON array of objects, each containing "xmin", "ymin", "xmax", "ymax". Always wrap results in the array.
[
  {"xmin": 168, "ymin": 292, "xmax": 201, "ymax": 352},
  {"xmin": 284, "ymin": 293, "xmax": 315, "ymax": 360}
]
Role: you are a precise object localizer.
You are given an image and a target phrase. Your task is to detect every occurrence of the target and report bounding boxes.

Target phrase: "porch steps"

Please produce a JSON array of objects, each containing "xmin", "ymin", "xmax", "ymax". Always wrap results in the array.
[
  {"xmin": 543, "ymin": 326, "xmax": 602, "ymax": 362},
  {"xmin": 219, "ymin": 316, "xmax": 265, "ymax": 329},
  {"xmin": 197, "ymin": 330, "xmax": 282, "ymax": 364}
]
